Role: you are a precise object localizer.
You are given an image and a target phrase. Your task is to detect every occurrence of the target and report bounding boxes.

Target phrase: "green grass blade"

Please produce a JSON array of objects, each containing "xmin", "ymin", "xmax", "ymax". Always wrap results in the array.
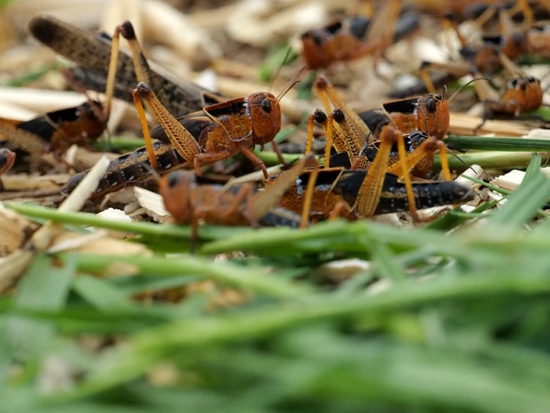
[
  {"xmin": 487, "ymin": 171, "xmax": 550, "ymax": 228},
  {"xmin": 73, "ymin": 254, "xmax": 310, "ymax": 298},
  {"xmin": 446, "ymin": 136, "xmax": 550, "ymax": 152},
  {"xmin": 4, "ymin": 253, "xmax": 75, "ymax": 363},
  {"xmin": 72, "ymin": 275, "xmax": 138, "ymax": 312}
]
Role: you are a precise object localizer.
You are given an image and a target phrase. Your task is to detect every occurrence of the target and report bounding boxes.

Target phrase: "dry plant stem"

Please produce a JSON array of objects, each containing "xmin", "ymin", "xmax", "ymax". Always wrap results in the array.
[
  {"xmin": 0, "ymin": 249, "xmax": 34, "ymax": 292},
  {"xmin": 0, "ymin": 87, "xmax": 90, "ymax": 114},
  {"xmin": 0, "ymin": 156, "xmax": 111, "ymax": 291},
  {"xmin": 433, "ymin": 152, "xmax": 550, "ymax": 171},
  {"xmin": 449, "ymin": 113, "xmax": 530, "ymax": 137},
  {"xmin": 6, "ymin": 202, "xmax": 198, "ymax": 239}
]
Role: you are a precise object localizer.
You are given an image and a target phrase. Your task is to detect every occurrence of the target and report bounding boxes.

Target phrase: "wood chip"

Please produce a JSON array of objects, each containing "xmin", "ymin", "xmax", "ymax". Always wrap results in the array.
[
  {"xmin": 134, "ymin": 187, "xmax": 171, "ymax": 222},
  {"xmin": 449, "ymin": 112, "xmax": 531, "ymax": 137}
]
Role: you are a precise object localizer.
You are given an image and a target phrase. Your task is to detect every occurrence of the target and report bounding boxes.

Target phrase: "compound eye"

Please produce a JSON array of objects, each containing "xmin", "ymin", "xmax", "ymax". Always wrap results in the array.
[
  {"xmin": 167, "ymin": 172, "xmax": 179, "ymax": 188},
  {"xmin": 527, "ymin": 76, "xmax": 536, "ymax": 83},
  {"xmin": 426, "ymin": 97, "xmax": 437, "ymax": 113},
  {"xmin": 312, "ymin": 31, "xmax": 324, "ymax": 45},
  {"xmin": 510, "ymin": 78, "xmax": 519, "ymax": 88},
  {"xmin": 261, "ymin": 98, "xmax": 272, "ymax": 114}
]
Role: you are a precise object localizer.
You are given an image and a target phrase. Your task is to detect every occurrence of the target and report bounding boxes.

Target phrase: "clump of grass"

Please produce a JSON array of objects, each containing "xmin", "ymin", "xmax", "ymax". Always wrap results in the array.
[{"xmin": 2, "ymin": 156, "xmax": 550, "ymax": 413}]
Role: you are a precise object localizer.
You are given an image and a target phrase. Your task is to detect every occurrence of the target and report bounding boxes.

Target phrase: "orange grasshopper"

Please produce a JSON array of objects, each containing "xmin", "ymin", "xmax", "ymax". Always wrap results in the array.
[
  {"xmin": 0, "ymin": 101, "xmax": 107, "ymax": 161},
  {"xmin": 277, "ymin": 166, "xmax": 474, "ymax": 223},
  {"xmin": 300, "ymin": 0, "xmax": 419, "ymax": 71},
  {"xmin": 84, "ymin": 19, "xmax": 296, "ymax": 180},
  {"xmin": 302, "ymin": 75, "xmax": 458, "ymax": 219},
  {"xmin": 391, "ymin": 1, "xmax": 534, "ymax": 98},
  {"xmin": 159, "ymin": 154, "xmax": 318, "ymax": 245},
  {"xmin": 280, "ymin": 122, "xmax": 473, "ymax": 222},
  {"xmin": 308, "ymin": 76, "xmax": 451, "ymax": 179},
  {"xmin": 49, "ymin": 15, "xmax": 299, "ymax": 198},
  {"xmin": 472, "ymin": 51, "xmax": 544, "ymax": 132}
]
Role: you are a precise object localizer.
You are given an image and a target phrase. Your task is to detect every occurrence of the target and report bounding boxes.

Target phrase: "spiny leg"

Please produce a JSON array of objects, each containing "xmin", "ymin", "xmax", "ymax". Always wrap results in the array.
[
  {"xmin": 116, "ymin": 21, "xmax": 167, "ymax": 107},
  {"xmin": 134, "ymin": 82, "xmax": 200, "ymax": 165},
  {"xmin": 396, "ymin": 131, "xmax": 418, "ymax": 219},
  {"xmin": 314, "ymin": 76, "xmax": 370, "ymax": 146},
  {"xmin": 240, "ymin": 146, "xmax": 269, "ymax": 180},
  {"xmin": 0, "ymin": 149, "xmax": 15, "ymax": 190},
  {"xmin": 102, "ymin": 20, "xmax": 154, "ymax": 124},
  {"xmin": 107, "ymin": 20, "xmax": 183, "ymax": 160},
  {"xmin": 132, "ymin": 89, "xmax": 158, "ymax": 170},
  {"xmin": 325, "ymin": 113, "xmax": 334, "ymax": 168},
  {"xmin": 0, "ymin": 121, "xmax": 48, "ymax": 157},
  {"xmin": 386, "ymin": 136, "xmax": 440, "ymax": 178},
  {"xmin": 353, "ymin": 124, "xmax": 400, "ymax": 217},
  {"xmin": 332, "ymin": 108, "xmax": 363, "ymax": 160},
  {"xmin": 306, "ymin": 112, "xmax": 316, "ymax": 155},
  {"xmin": 0, "ymin": 148, "xmax": 15, "ymax": 175},
  {"xmin": 438, "ymin": 143, "xmax": 451, "ymax": 181},
  {"xmin": 300, "ymin": 160, "xmax": 319, "ymax": 229},
  {"xmin": 103, "ymin": 24, "xmax": 123, "ymax": 121}
]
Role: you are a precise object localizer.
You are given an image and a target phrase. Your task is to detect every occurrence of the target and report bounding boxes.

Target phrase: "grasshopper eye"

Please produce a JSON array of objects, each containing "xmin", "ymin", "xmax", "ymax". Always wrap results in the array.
[
  {"xmin": 261, "ymin": 99, "xmax": 272, "ymax": 113},
  {"xmin": 167, "ymin": 172, "xmax": 179, "ymax": 188},
  {"xmin": 311, "ymin": 31, "xmax": 324, "ymax": 45},
  {"xmin": 426, "ymin": 97, "xmax": 437, "ymax": 113}
]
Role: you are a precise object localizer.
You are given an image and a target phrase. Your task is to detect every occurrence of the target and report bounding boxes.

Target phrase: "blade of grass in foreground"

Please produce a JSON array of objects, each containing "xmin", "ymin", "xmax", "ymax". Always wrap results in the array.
[
  {"xmin": 446, "ymin": 136, "xmax": 550, "ymax": 152},
  {"xmin": 56, "ymin": 269, "xmax": 550, "ymax": 401},
  {"xmin": 487, "ymin": 170, "xmax": 550, "ymax": 229},
  {"xmin": 5, "ymin": 202, "xmax": 253, "ymax": 242},
  {"xmin": 2, "ymin": 253, "xmax": 75, "ymax": 364},
  {"xmin": 73, "ymin": 254, "xmax": 311, "ymax": 298}
]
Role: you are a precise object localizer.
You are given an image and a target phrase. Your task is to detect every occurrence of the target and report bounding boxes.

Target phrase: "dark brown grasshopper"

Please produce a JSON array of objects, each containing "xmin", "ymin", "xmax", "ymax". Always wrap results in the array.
[{"xmin": 29, "ymin": 15, "xmax": 224, "ymax": 118}]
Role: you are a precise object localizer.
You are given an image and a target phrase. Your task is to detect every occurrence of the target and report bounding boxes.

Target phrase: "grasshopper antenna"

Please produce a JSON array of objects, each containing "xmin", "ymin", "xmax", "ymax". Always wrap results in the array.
[
  {"xmin": 448, "ymin": 77, "xmax": 492, "ymax": 104},
  {"xmin": 276, "ymin": 64, "xmax": 307, "ymax": 102},
  {"xmin": 447, "ymin": 148, "xmax": 477, "ymax": 175}
]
